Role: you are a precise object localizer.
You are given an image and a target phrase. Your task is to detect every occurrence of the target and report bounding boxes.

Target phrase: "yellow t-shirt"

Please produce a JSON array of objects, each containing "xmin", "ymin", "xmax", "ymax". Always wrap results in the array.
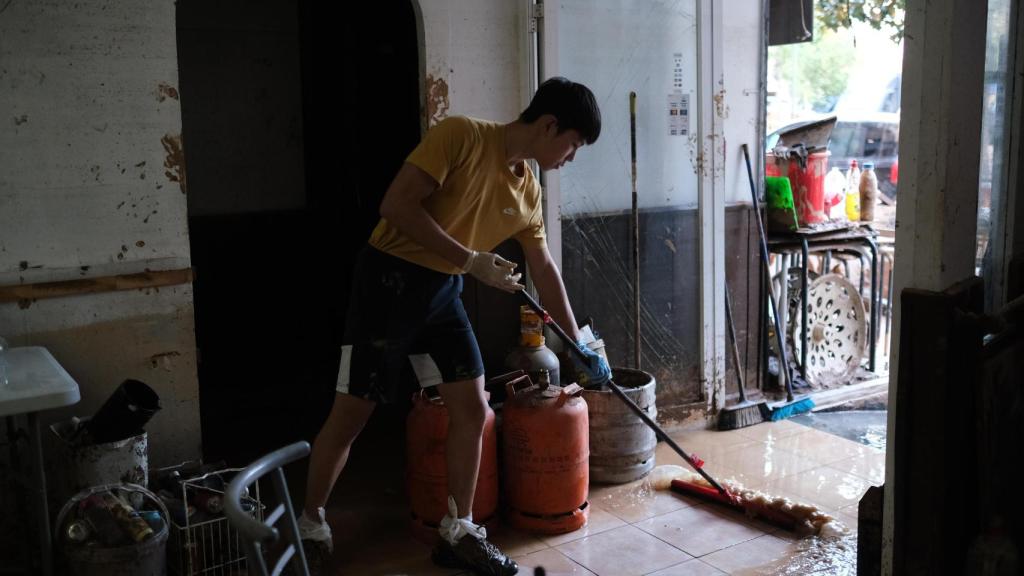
[{"xmin": 369, "ymin": 116, "xmax": 546, "ymax": 274}]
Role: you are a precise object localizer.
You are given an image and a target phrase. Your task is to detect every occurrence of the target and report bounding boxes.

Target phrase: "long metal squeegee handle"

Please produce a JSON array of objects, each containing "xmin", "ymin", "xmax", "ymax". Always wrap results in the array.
[{"xmin": 517, "ymin": 289, "xmax": 731, "ymax": 497}]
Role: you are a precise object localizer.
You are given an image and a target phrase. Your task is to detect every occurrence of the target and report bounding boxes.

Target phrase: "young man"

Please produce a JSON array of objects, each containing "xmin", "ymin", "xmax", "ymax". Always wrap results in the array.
[{"xmin": 298, "ymin": 77, "xmax": 611, "ymax": 575}]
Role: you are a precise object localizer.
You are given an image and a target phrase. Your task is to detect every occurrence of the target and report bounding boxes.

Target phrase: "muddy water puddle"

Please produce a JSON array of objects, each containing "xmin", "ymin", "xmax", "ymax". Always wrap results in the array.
[{"xmin": 736, "ymin": 531, "xmax": 857, "ymax": 575}]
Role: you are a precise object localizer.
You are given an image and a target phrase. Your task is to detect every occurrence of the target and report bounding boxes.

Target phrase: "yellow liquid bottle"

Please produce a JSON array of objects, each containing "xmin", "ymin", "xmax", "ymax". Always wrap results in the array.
[
  {"xmin": 845, "ymin": 160, "xmax": 861, "ymax": 221},
  {"xmin": 845, "ymin": 187, "xmax": 861, "ymax": 221}
]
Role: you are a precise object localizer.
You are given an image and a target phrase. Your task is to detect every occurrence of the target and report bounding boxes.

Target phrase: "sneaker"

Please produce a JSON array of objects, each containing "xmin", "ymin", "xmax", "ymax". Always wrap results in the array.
[
  {"xmin": 297, "ymin": 508, "xmax": 333, "ymax": 553},
  {"xmin": 431, "ymin": 535, "xmax": 518, "ymax": 576},
  {"xmin": 300, "ymin": 538, "xmax": 332, "ymax": 576}
]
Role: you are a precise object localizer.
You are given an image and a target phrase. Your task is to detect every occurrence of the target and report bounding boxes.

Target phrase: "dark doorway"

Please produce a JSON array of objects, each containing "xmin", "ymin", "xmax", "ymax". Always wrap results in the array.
[{"xmin": 177, "ymin": 0, "xmax": 421, "ymax": 465}]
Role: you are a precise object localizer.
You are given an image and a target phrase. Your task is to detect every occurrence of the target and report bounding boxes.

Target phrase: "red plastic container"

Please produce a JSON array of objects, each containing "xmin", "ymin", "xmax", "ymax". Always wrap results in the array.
[{"xmin": 766, "ymin": 151, "xmax": 830, "ymax": 226}]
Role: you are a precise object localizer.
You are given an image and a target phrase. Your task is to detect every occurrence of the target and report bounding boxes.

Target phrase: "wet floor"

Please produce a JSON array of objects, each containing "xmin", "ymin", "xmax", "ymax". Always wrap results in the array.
[
  {"xmin": 735, "ymin": 532, "xmax": 858, "ymax": 575},
  {"xmin": 790, "ymin": 410, "xmax": 888, "ymax": 451},
  {"xmin": 323, "ymin": 418, "xmax": 879, "ymax": 575}
]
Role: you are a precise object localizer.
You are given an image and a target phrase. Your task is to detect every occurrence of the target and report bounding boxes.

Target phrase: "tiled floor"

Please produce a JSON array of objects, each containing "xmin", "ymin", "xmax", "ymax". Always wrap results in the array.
[{"xmin": 325, "ymin": 418, "xmax": 881, "ymax": 575}]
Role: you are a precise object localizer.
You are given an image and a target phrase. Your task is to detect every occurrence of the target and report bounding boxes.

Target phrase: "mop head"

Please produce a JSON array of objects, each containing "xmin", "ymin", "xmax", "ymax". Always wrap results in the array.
[
  {"xmin": 648, "ymin": 465, "xmax": 846, "ymax": 537},
  {"xmin": 768, "ymin": 396, "xmax": 815, "ymax": 421}
]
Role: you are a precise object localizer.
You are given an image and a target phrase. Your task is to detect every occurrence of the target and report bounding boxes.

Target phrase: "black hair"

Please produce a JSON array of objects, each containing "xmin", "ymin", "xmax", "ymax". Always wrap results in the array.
[{"xmin": 519, "ymin": 77, "xmax": 601, "ymax": 144}]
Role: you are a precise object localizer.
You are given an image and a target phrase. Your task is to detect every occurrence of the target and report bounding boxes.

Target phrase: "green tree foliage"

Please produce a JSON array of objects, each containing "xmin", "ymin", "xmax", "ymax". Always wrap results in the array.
[
  {"xmin": 818, "ymin": 0, "xmax": 905, "ymax": 42},
  {"xmin": 772, "ymin": 20, "xmax": 856, "ymax": 113}
]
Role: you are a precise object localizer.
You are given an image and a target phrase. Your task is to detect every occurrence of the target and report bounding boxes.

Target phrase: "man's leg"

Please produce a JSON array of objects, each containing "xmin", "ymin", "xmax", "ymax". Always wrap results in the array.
[
  {"xmin": 299, "ymin": 391, "xmax": 375, "ymax": 563},
  {"xmin": 435, "ymin": 376, "xmax": 487, "ymax": 517},
  {"xmin": 304, "ymin": 392, "xmax": 376, "ymax": 517},
  {"xmin": 432, "ymin": 376, "xmax": 518, "ymax": 575}
]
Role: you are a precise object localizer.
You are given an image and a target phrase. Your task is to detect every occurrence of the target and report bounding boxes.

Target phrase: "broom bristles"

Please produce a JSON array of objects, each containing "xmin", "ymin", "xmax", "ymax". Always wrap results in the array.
[
  {"xmin": 717, "ymin": 401, "xmax": 769, "ymax": 430},
  {"xmin": 768, "ymin": 397, "xmax": 815, "ymax": 421}
]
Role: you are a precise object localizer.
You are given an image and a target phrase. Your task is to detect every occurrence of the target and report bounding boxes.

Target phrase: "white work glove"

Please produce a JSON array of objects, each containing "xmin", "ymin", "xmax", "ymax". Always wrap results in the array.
[{"xmin": 462, "ymin": 250, "xmax": 525, "ymax": 293}]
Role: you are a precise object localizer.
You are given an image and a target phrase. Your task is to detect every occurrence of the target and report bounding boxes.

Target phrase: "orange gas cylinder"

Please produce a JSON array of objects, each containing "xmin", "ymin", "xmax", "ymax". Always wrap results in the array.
[
  {"xmin": 406, "ymin": 390, "xmax": 498, "ymax": 545},
  {"xmin": 502, "ymin": 379, "xmax": 589, "ymax": 534}
]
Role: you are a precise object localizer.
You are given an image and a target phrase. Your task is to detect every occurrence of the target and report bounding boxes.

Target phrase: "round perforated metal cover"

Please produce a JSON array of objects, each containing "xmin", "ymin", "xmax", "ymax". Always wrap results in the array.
[
  {"xmin": 768, "ymin": 268, "xmax": 819, "ymax": 359},
  {"xmin": 791, "ymin": 274, "xmax": 867, "ymax": 387}
]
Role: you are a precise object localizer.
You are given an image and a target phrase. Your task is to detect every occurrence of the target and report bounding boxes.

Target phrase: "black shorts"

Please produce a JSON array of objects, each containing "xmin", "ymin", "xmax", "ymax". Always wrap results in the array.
[{"xmin": 335, "ymin": 246, "xmax": 485, "ymax": 404}]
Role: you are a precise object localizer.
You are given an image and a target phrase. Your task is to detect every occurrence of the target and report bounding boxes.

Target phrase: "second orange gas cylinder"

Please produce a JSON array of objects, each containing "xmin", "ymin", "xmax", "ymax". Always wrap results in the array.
[
  {"xmin": 502, "ymin": 378, "xmax": 589, "ymax": 534},
  {"xmin": 406, "ymin": 390, "xmax": 498, "ymax": 544}
]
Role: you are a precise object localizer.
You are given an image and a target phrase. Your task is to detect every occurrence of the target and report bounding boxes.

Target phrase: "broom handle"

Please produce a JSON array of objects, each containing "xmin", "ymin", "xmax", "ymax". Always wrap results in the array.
[
  {"xmin": 724, "ymin": 283, "xmax": 748, "ymax": 403},
  {"xmin": 518, "ymin": 290, "xmax": 729, "ymax": 496},
  {"xmin": 630, "ymin": 91, "xmax": 641, "ymax": 370},
  {"xmin": 742, "ymin": 144, "xmax": 796, "ymax": 402}
]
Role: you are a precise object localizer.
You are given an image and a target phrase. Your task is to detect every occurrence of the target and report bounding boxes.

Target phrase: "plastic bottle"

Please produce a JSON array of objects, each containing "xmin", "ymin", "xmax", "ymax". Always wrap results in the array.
[
  {"xmin": 845, "ymin": 159, "xmax": 861, "ymax": 221},
  {"xmin": 859, "ymin": 162, "xmax": 878, "ymax": 222},
  {"xmin": 105, "ymin": 491, "xmax": 155, "ymax": 541},
  {"xmin": 824, "ymin": 167, "xmax": 847, "ymax": 221}
]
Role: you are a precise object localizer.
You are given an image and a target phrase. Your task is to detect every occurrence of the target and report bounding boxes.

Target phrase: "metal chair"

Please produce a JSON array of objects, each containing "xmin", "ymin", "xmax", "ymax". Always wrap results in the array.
[{"xmin": 224, "ymin": 441, "xmax": 311, "ymax": 576}]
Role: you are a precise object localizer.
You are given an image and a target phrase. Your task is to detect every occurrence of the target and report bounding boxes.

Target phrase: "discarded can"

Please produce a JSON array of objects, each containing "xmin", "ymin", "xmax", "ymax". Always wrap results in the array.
[
  {"xmin": 81, "ymin": 496, "xmax": 127, "ymax": 546},
  {"xmin": 192, "ymin": 489, "xmax": 223, "ymax": 515},
  {"xmin": 65, "ymin": 520, "xmax": 92, "ymax": 544},
  {"xmin": 102, "ymin": 492, "xmax": 154, "ymax": 542},
  {"xmin": 159, "ymin": 494, "xmax": 195, "ymax": 526},
  {"xmin": 139, "ymin": 509, "xmax": 164, "ymax": 532}
]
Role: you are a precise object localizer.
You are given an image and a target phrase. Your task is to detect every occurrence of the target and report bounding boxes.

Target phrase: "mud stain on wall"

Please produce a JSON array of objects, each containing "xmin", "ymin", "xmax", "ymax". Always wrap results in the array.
[
  {"xmin": 425, "ymin": 73, "xmax": 450, "ymax": 127},
  {"xmin": 161, "ymin": 133, "xmax": 187, "ymax": 194}
]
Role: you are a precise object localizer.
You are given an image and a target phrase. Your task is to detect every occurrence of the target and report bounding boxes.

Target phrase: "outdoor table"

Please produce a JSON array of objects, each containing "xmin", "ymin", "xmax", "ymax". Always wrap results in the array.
[
  {"xmin": 1, "ymin": 346, "xmax": 81, "ymax": 576},
  {"xmin": 767, "ymin": 224, "xmax": 882, "ymax": 384}
]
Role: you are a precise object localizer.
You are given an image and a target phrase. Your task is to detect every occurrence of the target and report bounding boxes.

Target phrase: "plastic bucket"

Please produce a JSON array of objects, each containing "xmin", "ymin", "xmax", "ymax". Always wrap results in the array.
[
  {"xmin": 50, "ymin": 419, "xmax": 148, "ymax": 509},
  {"xmin": 766, "ymin": 151, "xmax": 830, "ymax": 226},
  {"xmin": 56, "ymin": 483, "xmax": 169, "ymax": 576},
  {"xmin": 86, "ymin": 379, "xmax": 161, "ymax": 444}
]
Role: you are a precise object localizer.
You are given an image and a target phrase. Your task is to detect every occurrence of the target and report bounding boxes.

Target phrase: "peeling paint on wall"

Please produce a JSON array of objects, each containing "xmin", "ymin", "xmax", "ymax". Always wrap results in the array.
[
  {"xmin": 713, "ymin": 87, "xmax": 729, "ymax": 119},
  {"xmin": 161, "ymin": 133, "xmax": 187, "ymax": 194},
  {"xmin": 425, "ymin": 73, "xmax": 449, "ymax": 127},
  {"xmin": 156, "ymin": 82, "xmax": 179, "ymax": 102},
  {"xmin": 149, "ymin": 350, "xmax": 182, "ymax": 370}
]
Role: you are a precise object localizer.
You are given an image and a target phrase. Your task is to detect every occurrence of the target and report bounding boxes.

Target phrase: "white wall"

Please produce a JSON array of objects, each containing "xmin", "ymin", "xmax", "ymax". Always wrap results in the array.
[
  {"xmin": 542, "ymin": 0, "xmax": 764, "ymax": 214},
  {"xmin": 0, "ymin": 0, "xmax": 200, "ymax": 466},
  {"xmin": 555, "ymin": 0, "xmax": 702, "ymax": 214},
  {"xmin": 418, "ymin": 0, "xmax": 527, "ymax": 127},
  {"xmin": 722, "ymin": 0, "xmax": 766, "ymax": 204}
]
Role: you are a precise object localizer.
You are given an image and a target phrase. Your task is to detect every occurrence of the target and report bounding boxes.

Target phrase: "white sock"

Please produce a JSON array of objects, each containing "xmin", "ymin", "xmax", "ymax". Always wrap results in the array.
[
  {"xmin": 438, "ymin": 496, "xmax": 486, "ymax": 544},
  {"xmin": 298, "ymin": 507, "xmax": 333, "ymax": 552}
]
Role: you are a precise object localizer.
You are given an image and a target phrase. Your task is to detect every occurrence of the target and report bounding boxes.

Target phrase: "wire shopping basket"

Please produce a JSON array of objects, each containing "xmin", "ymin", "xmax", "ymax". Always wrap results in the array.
[{"xmin": 151, "ymin": 462, "xmax": 264, "ymax": 576}]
